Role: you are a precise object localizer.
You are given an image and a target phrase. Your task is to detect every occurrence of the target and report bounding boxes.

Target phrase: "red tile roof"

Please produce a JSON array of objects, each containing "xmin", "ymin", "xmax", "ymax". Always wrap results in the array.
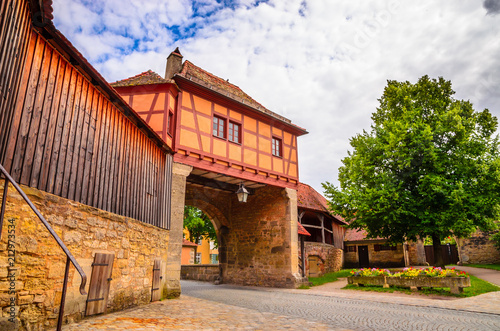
[
  {"xmin": 176, "ymin": 60, "xmax": 307, "ymax": 134},
  {"xmin": 298, "ymin": 222, "xmax": 311, "ymax": 236},
  {"xmin": 344, "ymin": 228, "xmax": 385, "ymax": 242},
  {"xmin": 179, "ymin": 61, "xmax": 272, "ymax": 115},
  {"xmin": 297, "ymin": 183, "xmax": 346, "ymax": 224},
  {"xmin": 182, "ymin": 239, "xmax": 198, "ymax": 247},
  {"xmin": 344, "ymin": 229, "xmax": 368, "ymax": 242},
  {"xmin": 110, "ymin": 70, "xmax": 171, "ymax": 87}
]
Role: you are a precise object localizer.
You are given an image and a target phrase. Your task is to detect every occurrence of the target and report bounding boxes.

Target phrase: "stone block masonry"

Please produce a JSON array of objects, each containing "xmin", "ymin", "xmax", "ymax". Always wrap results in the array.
[
  {"xmin": 457, "ymin": 229, "xmax": 500, "ymax": 265},
  {"xmin": 303, "ymin": 242, "xmax": 343, "ymax": 276},
  {"xmin": 185, "ymin": 183, "xmax": 302, "ymax": 288},
  {"xmin": 0, "ymin": 182, "xmax": 171, "ymax": 330},
  {"xmin": 226, "ymin": 185, "xmax": 300, "ymax": 288},
  {"xmin": 180, "ymin": 265, "xmax": 219, "ymax": 282}
]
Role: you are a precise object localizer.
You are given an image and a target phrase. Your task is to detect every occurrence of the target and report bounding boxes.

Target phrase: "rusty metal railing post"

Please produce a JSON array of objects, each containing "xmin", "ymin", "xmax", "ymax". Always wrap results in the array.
[
  {"xmin": 57, "ymin": 257, "xmax": 71, "ymax": 331},
  {"xmin": 0, "ymin": 177, "xmax": 9, "ymax": 239}
]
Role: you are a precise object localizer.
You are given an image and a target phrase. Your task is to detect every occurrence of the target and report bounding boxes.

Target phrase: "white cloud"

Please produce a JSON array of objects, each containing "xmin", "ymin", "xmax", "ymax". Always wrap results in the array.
[{"xmin": 52, "ymin": 0, "xmax": 500, "ymax": 195}]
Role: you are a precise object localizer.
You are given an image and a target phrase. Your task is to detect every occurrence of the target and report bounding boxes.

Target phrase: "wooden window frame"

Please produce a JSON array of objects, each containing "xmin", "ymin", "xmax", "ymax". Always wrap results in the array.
[
  {"xmin": 272, "ymin": 137, "xmax": 282, "ymax": 157},
  {"xmin": 228, "ymin": 121, "xmax": 241, "ymax": 144},
  {"xmin": 167, "ymin": 111, "xmax": 174, "ymax": 137},
  {"xmin": 213, "ymin": 115, "xmax": 226, "ymax": 139}
]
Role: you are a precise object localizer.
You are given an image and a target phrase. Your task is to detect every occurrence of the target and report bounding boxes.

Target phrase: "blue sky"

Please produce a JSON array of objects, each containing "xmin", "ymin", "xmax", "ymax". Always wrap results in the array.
[{"xmin": 52, "ymin": 0, "xmax": 500, "ymax": 194}]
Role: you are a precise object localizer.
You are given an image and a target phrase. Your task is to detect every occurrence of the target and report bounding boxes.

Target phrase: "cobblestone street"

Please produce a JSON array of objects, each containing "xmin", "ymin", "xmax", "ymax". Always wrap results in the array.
[{"xmin": 65, "ymin": 280, "xmax": 500, "ymax": 330}]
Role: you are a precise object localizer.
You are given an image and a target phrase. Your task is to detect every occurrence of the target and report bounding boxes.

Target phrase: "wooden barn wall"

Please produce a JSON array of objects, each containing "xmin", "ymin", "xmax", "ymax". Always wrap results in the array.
[
  {"xmin": 0, "ymin": 0, "xmax": 172, "ymax": 229},
  {"xmin": 332, "ymin": 224, "xmax": 345, "ymax": 250},
  {"xmin": 0, "ymin": 0, "xmax": 31, "ymax": 162}
]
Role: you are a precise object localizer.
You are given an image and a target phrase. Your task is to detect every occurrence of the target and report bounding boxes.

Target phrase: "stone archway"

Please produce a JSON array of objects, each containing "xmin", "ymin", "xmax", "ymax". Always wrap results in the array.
[
  {"xmin": 184, "ymin": 195, "xmax": 230, "ymax": 283},
  {"xmin": 181, "ymin": 178, "xmax": 302, "ymax": 288}
]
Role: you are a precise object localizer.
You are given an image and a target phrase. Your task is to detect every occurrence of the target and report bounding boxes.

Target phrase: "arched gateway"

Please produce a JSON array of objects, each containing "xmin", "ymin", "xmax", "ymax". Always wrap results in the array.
[{"xmin": 111, "ymin": 49, "xmax": 309, "ymax": 292}]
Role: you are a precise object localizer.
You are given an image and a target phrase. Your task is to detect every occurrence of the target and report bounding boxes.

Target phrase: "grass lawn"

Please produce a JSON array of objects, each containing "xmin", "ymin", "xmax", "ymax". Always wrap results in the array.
[
  {"xmin": 343, "ymin": 275, "xmax": 499, "ymax": 298},
  {"xmin": 306, "ymin": 269, "xmax": 355, "ymax": 287},
  {"xmin": 461, "ymin": 264, "xmax": 500, "ymax": 271}
]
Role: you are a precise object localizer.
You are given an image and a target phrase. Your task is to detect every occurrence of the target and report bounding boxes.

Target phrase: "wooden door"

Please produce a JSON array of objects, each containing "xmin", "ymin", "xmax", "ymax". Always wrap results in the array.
[
  {"xmin": 86, "ymin": 253, "xmax": 114, "ymax": 316},
  {"xmin": 358, "ymin": 246, "xmax": 369, "ymax": 268},
  {"xmin": 151, "ymin": 259, "xmax": 162, "ymax": 302},
  {"xmin": 308, "ymin": 255, "xmax": 320, "ymax": 277}
]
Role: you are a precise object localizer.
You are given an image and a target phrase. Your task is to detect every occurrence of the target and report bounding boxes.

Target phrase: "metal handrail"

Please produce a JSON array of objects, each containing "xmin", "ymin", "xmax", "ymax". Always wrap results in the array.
[{"xmin": 0, "ymin": 163, "xmax": 87, "ymax": 331}]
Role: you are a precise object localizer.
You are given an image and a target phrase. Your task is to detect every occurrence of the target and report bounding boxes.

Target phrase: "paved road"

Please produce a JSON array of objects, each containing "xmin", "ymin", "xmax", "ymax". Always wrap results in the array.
[
  {"xmin": 181, "ymin": 280, "xmax": 500, "ymax": 331},
  {"xmin": 454, "ymin": 266, "xmax": 500, "ymax": 286}
]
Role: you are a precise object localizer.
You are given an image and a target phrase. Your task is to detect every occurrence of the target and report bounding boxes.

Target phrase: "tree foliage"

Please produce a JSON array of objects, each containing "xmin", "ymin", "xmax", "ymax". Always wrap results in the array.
[
  {"xmin": 324, "ymin": 76, "xmax": 500, "ymax": 254},
  {"xmin": 183, "ymin": 206, "xmax": 217, "ymax": 246}
]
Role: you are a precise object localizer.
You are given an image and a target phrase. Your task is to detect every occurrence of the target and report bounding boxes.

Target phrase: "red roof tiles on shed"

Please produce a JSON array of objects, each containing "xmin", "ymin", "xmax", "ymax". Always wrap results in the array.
[
  {"xmin": 297, "ymin": 183, "xmax": 346, "ymax": 225},
  {"xmin": 344, "ymin": 228, "xmax": 385, "ymax": 242},
  {"xmin": 182, "ymin": 239, "xmax": 198, "ymax": 247},
  {"xmin": 298, "ymin": 222, "xmax": 311, "ymax": 236},
  {"xmin": 344, "ymin": 229, "xmax": 368, "ymax": 242}
]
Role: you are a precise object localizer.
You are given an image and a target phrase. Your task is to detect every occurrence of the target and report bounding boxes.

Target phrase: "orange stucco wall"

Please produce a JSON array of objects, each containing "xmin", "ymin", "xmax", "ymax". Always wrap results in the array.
[
  {"xmin": 181, "ymin": 246, "xmax": 195, "ymax": 264},
  {"xmin": 114, "ymin": 85, "xmax": 177, "ymax": 149},
  {"xmin": 176, "ymin": 91, "xmax": 299, "ymax": 184}
]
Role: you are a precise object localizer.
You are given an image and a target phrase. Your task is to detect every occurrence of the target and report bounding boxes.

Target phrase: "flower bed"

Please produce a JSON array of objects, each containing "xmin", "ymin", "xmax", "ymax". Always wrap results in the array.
[{"xmin": 347, "ymin": 267, "xmax": 471, "ymax": 294}]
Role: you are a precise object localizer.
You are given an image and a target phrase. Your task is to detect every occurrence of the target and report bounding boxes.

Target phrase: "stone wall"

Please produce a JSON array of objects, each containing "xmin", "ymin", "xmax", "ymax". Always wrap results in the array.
[
  {"xmin": 180, "ymin": 265, "xmax": 220, "ymax": 282},
  {"xmin": 165, "ymin": 163, "xmax": 192, "ymax": 298},
  {"xmin": 225, "ymin": 186, "xmax": 300, "ymax": 288},
  {"xmin": 407, "ymin": 240, "xmax": 427, "ymax": 266},
  {"xmin": 0, "ymin": 183, "xmax": 170, "ymax": 330},
  {"xmin": 302, "ymin": 242, "xmax": 343, "ymax": 276},
  {"xmin": 457, "ymin": 230, "xmax": 500, "ymax": 265},
  {"xmin": 344, "ymin": 243, "xmax": 405, "ymax": 268}
]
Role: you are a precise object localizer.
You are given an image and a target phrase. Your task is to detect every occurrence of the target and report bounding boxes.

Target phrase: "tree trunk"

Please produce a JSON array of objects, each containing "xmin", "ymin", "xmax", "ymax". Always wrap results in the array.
[{"xmin": 431, "ymin": 234, "xmax": 445, "ymax": 268}]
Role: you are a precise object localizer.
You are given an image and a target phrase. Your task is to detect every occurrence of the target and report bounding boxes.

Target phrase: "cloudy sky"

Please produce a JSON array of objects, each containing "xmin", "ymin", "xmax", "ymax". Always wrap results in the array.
[{"xmin": 52, "ymin": 0, "xmax": 500, "ymax": 195}]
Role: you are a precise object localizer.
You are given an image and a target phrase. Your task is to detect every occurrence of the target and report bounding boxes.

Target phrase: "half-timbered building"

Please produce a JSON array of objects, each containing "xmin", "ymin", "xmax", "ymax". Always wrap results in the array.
[{"xmin": 111, "ymin": 48, "xmax": 309, "ymax": 289}]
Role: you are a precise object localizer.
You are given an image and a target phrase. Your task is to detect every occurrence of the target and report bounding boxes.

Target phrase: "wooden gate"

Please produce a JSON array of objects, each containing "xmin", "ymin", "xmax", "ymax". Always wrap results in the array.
[
  {"xmin": 424, "ymin": 244, "xmax": 459, "ymax": 266},
  {"xmin": 151, "ymin": 259, "xmax": 162, "ymax": 302},
  {"xmin": 86, "ymin": 253, "xmax": 115, "ymax": 316},
  {"xmin": 308, "ymin": 255, "xmax": 321, "ymax": 277}
]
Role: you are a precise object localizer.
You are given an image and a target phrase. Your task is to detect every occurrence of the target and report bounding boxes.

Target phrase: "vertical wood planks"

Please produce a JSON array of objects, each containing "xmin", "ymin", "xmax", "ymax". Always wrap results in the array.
[
  {"xmin": 85, "ymin": 253, "xmax": 115, "ymax": 316},
  {"xmin": 0, "ymin": 8, "xmax": 172, "ymax": 229},
  {"xmin": 151, "ymin": 258, "xmax": 162, "ymax": 302}
]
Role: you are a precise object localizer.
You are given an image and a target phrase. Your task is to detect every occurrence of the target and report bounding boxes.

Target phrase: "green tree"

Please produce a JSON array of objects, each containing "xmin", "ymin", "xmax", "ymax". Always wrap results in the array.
[
  {"xmin": 324, "ymin": 76, "xmax": 500, "ymax": 267},
  {"xmin": 183, "ymin": 206, "xmax": 217, "ymax": 247}
]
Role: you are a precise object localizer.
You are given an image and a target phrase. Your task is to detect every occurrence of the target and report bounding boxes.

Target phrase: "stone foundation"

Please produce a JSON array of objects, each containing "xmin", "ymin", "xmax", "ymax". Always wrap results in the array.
[
  {"xmin": 180, "ymin": 265, "xmax": 220, "ymax": 282},
  {"xmin": 0, "ymin": 183, "xmax": 171, "ymax": 330}
]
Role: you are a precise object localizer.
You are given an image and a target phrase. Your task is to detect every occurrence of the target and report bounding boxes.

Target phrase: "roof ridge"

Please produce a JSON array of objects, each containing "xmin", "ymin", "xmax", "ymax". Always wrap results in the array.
[
  {"xmin": 178, "ymin": 60, "xmax": 289, "ymax": 123},
  {"xmin": 110, "ymin": 69, "xmax": 158, "ymax": 85},
  {"xmin": 110, "ymin": 70, "xmax": 170, "ymax": 87}
]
